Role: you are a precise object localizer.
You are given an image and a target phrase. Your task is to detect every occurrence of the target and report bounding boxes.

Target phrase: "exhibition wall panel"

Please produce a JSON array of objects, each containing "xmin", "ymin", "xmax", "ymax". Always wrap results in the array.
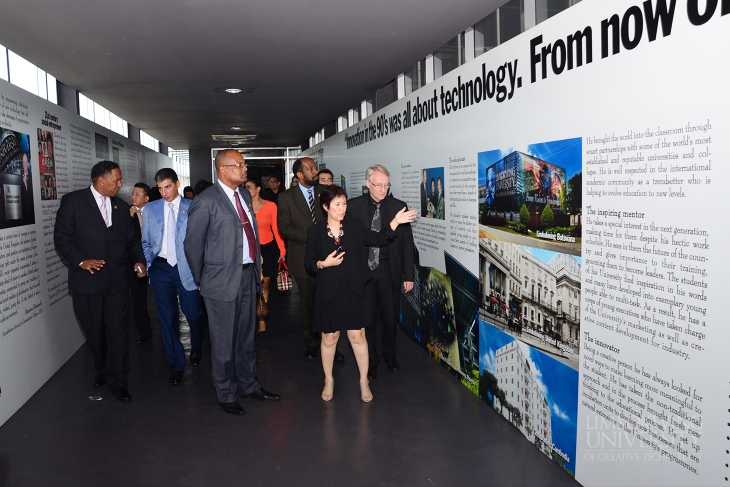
[
  {"xmin": 303, "ymin": 1, "xmax": 728, "ymax": 485},
  {"xmin": 0, "ymin": 79, "xmax": 172, "ymax": 426}
]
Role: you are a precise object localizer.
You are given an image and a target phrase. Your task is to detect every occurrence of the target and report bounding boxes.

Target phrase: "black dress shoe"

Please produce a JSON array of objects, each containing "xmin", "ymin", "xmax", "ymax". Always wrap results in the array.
[
  {"xmin": 257, "ymin": 330, "xmax": 266, "ymax": 337},
  {"xmin": 115, "ymin": 388, "xmax": 132, "ymax": 402},
  {"xmin": 385, "ymin": 357, "xmax": 400, "ymax": 371},
  {"xmin": 92, "ymin": 373, "xmax": 106, "ymax": 388},
  {"xmin": 220, "ymin": 401, "xmax": 245, "ymax": 415},
  {"xmin": 190, "ymin": 352, "xmax": 202, "ymax": 367},
  {"xmin": 334, "ymin": 350, "xmax": 345, "ymax": 362},
  {"xmin": 246, "ymin": 387, "xmax": 280, "ymax": 401},
  {"xmin": 169, "ymin": 371, "xmax": 183, "ymax": 385},
  {"xmin": 136, "ymin": 333, "xmax": 151, "ymax": 344},
  {"xmin": 304, "ymin": 346, "xmax": 318, "ymax": 360},
  {"xmin": 367, "ymin": 366, "xmax": 377, "ymax": 381}
]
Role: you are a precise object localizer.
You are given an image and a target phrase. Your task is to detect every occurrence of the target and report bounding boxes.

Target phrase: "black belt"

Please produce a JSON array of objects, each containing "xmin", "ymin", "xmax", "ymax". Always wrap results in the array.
[
  {"xmin": 155, "ymin": 256, "xmax": 176, "ymax": 266},
  {"xmin": 242, "ymin": 263, "xmax": 252, "ymax": 269}
]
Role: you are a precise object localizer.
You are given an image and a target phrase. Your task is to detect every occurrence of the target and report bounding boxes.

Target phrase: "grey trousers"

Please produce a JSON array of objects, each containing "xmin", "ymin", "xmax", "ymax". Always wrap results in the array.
[{"xmin": 204, "ymin": 265, "xmax": 261, "ymax": 403}]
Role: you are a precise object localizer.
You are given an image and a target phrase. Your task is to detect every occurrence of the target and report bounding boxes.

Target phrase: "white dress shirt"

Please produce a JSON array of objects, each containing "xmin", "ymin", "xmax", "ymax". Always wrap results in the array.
[
  {"xmin": 159, "ymin": 194, "xmax": 181, "ymax": 260},
  {"xmin": 90, "ymin": 184, "xmax": 112, "ymax": 226},
  {"xmin": 217, "ymin": 180, "xmax": 256, "ymax": 264}
]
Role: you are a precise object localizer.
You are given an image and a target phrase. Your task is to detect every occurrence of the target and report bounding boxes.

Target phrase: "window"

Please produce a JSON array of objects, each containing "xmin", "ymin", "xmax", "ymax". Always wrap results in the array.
[
  {"xmin": 499, "ymin": 0, "xmax": 524, "ymax": 45},
  {"xmin": 7, "ymin": 50, "xmax": 56, "ymax": 103},
  {"xmin": 434, "ymin": 33, "xmax": 464, "ymax": 79},
  {"xmin": 140, "ymin": 130, "xmax": 159, "ymax": 152},
  {"xmin": 0, "ymin": 45, "xmax": 7, "ymax": 81},
  {"xmin": 536, "ymin": 0, "xmax": 571, "ymax": 24},
  {"xmin": 474, "ymin": 11, "xmax": 498, "ymax": 57},
  {"xmin": 404, "ymin": 59, "xmax": 427, "ymax": 95}
]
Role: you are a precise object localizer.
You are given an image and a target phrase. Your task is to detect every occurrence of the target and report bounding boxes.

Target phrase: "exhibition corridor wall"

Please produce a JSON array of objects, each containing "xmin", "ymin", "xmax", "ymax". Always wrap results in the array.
[
  {"xmin": 0, "ymin": 79, "xmax": 172, "ymax": 426},
  {"xmin": 302, "ymin": 1, "xmax": 728, "ymax": 485}
]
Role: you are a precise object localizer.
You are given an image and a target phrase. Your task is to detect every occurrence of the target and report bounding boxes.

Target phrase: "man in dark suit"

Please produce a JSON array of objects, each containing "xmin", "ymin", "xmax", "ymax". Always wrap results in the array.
[
  {"xmin": 420, "ymin": 169, "xmax": 428, "ymax": 217},
  {"xmin": 185, "ymin": 149, "xmax": 279, "ymax": 415},
  {"xmin": 129, "ymin": 182, "xmax": 152, "ymax": 344},
  {"xmin": 54, "ymin": 160, "xmax": 147, "ymax": 402},
  {"xmin": 278, "ymin": 157, "xmax": 344, "ymax": 361},
  {"xmin": 143, "ymin": 168, "xmax": 205, "ymax": 385},
  {"xmin": 346, "ymin": 164, "xmax": 415, "ymax": 380}
]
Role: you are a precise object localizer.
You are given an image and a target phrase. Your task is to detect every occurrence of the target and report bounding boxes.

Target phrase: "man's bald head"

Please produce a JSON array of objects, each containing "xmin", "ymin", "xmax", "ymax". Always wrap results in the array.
[{"xmin": 215, "ymin": 149, "xmax": 243, "ymax": 170}]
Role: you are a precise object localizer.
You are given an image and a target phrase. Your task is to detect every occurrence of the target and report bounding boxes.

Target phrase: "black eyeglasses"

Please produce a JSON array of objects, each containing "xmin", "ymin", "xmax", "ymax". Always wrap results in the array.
[{"xmin": 368, "ymin": 181, "xmax": 391, "ymax": 190}]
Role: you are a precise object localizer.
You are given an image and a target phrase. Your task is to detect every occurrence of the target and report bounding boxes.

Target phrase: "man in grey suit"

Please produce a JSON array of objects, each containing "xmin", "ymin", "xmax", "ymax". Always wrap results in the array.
[
  {"xmin": 184, "ymin": 149, "xmax": 280, "ymax": 415},
  {"xmin": 278, "ymin": 157, "xmax": 344, "ymax": 361}
]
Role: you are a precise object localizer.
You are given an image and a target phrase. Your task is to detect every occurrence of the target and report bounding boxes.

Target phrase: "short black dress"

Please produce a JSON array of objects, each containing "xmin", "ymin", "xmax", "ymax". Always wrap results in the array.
[{"xmin": 305, "ymin": 218, "xmax": 396, "ymax": 333}]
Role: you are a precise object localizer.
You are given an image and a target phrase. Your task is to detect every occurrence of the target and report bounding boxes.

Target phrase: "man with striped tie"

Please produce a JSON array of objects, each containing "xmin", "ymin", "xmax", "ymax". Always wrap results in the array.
[{"xmin": 278, "ymin": 157, "xmax": 345, "ymax": 361}]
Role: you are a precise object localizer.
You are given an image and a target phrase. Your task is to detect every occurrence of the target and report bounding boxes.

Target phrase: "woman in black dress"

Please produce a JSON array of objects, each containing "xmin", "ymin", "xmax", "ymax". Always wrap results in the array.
[{"xmin": 305, "ymin": 186, "xmax": 416, "ymax": 403}]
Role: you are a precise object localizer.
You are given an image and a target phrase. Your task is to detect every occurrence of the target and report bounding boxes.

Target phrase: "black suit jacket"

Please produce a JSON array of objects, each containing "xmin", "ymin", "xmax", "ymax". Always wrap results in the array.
[
  {"xmin": 277, "ymin": 185, "xmax": 325, "ymax": 279},
  {"xmin": 346, "ymin": 194, "xmax": 415, "ymax": 287},
  {"xmin": 304, "ymin": 217, "xmax": 395, "ymax": 304},
  {"xmin": 130, "ymin": 211, "xmax": 148, "ymax": 285},
  {"xmin": 54, "ymin": 187, "xmax": 144, "ymax": 295}
]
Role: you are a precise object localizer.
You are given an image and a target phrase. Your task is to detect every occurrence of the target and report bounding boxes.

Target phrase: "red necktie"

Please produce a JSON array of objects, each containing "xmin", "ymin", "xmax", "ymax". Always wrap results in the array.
[{"xmin": 234, "ymin": 191, "xmax": 257, "ymax": 262}]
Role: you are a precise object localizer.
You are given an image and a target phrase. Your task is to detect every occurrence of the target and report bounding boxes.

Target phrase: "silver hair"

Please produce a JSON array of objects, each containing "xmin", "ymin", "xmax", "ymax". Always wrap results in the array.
[{"xmin": 365, "ymin": 164, "xmax": 390, "ymax": 180}]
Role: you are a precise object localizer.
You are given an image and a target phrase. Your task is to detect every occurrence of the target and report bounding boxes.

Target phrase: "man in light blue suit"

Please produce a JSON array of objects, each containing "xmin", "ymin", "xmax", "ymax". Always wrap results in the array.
[{"xmin": 142, "ymin": 168, "xmax": 205, "ymax": 385}]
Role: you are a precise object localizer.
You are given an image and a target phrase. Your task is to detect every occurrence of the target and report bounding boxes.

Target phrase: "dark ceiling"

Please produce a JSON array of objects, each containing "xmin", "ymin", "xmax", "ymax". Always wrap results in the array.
[{"xmin": 0, "ymin": 0, "xmax": 502, "ymax": 149}]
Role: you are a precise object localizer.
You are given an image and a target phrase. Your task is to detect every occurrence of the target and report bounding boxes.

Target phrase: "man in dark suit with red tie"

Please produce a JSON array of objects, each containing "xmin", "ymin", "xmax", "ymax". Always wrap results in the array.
[
  {"xmin": 54, "ymin": 161, "xmax": 147, "ymax": 402},
  {"xmin": 185, "ymin": 149, "xmax": 279, "ymax": 415}
]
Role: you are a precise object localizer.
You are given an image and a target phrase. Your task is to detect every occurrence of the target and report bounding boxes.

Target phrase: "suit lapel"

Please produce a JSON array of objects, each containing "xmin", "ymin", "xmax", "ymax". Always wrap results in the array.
[
  {"xmin": 175, "ymin": 198, "xmax": 191, "ymax": 237},
  {"xmin": 84, "ymin": 188, "xmax": 107, "ymax": 227}
]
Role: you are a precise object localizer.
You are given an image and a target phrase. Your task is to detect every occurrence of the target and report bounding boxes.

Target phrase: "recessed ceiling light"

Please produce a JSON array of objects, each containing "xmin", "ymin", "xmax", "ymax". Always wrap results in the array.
[
  {"xmin": 230, "ymin": 126, "xmax": 242, "ymax": 130},
  {"xmin": 215, "ymin": 87, "xmax": 255, "ymax": 94}
]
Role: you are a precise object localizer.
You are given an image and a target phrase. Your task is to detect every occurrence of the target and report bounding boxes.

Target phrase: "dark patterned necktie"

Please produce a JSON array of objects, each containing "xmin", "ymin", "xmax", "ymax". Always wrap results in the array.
[
  {"xmin": 308, "ymin": 188, "xmax": 316, "ymax": 223},
  {"xmin": 234, "ymin": 191, "xmax": 257, "ymax": 262},
  {"xmin": 368, "ymin": 202, "xmax": 381, "ymax": 270}
]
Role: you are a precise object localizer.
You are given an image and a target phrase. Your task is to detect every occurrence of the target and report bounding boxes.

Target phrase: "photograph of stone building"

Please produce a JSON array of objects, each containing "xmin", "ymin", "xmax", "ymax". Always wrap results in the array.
[{"xmin": 479, "ymin": 238, "xmax": 580, "ymax": 367}]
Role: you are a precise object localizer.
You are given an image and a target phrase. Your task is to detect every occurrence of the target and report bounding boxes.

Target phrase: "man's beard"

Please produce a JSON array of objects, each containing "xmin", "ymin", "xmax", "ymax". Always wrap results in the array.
[{"xmin": 303, "ymin": 176, "xmax": 319, "ymax": 186}]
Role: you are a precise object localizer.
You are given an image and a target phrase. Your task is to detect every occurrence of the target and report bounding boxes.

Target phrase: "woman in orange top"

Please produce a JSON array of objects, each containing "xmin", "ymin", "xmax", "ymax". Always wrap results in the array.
[{"xmin": 244, "ymin": 179, "xmax": 286, "ymax": 335}]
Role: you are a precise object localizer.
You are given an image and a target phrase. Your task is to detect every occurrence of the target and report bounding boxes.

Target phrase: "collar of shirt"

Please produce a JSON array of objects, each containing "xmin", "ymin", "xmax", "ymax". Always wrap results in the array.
[
  {"xmin": 166, "ymin": 194, "xmax": 182, "ymax": 214},
  {"xmin": 90, "ymin": 184, "xmax": 105, "ymax": 204},
  {"xmin": 89, "ymin": 184, "xmax": 111, "ymax": 220},
  {"xmin": 297, "ymin": 182, "xmax": 314, "ymax": 201},
  {"xmin": 217, "ymin": 180, "xmax": 256, "ymax": 264}
]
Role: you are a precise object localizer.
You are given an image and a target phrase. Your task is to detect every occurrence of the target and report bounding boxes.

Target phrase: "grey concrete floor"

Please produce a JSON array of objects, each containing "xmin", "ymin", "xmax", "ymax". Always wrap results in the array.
[{"xmin": 0, "ymin": 285, "xmax": 581, "ymax": 486}]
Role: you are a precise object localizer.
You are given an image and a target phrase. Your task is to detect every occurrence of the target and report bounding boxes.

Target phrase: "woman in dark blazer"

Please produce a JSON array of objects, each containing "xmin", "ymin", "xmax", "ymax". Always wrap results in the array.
[{"xmin": 305, "ymin": 185, "xmax": 416, "ymax": 403}]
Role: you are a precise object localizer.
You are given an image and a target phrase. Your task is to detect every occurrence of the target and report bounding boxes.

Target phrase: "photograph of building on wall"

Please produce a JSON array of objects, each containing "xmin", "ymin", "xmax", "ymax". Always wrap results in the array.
[
  {"xmin": 478, "ymin": 138, "xmax": 582, "ymax": 255},
  {"xmin": 479, "ymin": 238, "xmax": 580, "ymax": 368},
  {"xmin": 399, "ymin": 248, "xmax": 480, "ymax": 392},
  {"xmin": 479, "ymin": 323, "xmax": 578, "ymax": 477}
]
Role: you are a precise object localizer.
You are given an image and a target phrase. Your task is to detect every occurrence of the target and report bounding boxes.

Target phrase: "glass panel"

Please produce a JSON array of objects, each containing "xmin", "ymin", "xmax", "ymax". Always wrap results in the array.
[
  {"xmin": 37, "ymin": 68, "xmax": 47, "ymax": 100},
  {"xmin": 536, "ymin": 0, "xmax": 571, "ymax": 24},
  {"xmin": 79, "ymin": 93, "xmax": 93, "ymax": 120},
  {"xmin": 433, "ymin": 33, "xmax": 463, "ymax": 78},
  {"xmin": 46, "ymin": 73, "xmax": 57, "ymax": 104},
  {"xmin": 499, "ymin": 0, "xmax": 524, "ymax": 44},
  {"xmin": 8, "ymin": 50, "xmax": 39, "ymax": 96},
  {"xmin": 0, "ymin": 45, "xmax": 7, "ymax": 81},
  {"xmin": 474, "ymin": 11, "xmax": 499, "ymax": 57},
  {"xmin": 404, "ymin": 59, "xmax": 427, "ymax": 94}
]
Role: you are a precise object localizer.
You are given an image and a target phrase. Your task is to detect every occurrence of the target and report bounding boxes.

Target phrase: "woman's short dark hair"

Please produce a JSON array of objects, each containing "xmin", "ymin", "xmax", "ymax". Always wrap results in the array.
[
  {"xmin": 246, "ymin": 178, "xmax": 261, "ymax": 189},
  {"xmin": 319, "ymin": 185, "xmax": 347, "ymax": 210},
  {"xmin": 183, "ymin": 186, "xmax": 195, "ymax": 195}
]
